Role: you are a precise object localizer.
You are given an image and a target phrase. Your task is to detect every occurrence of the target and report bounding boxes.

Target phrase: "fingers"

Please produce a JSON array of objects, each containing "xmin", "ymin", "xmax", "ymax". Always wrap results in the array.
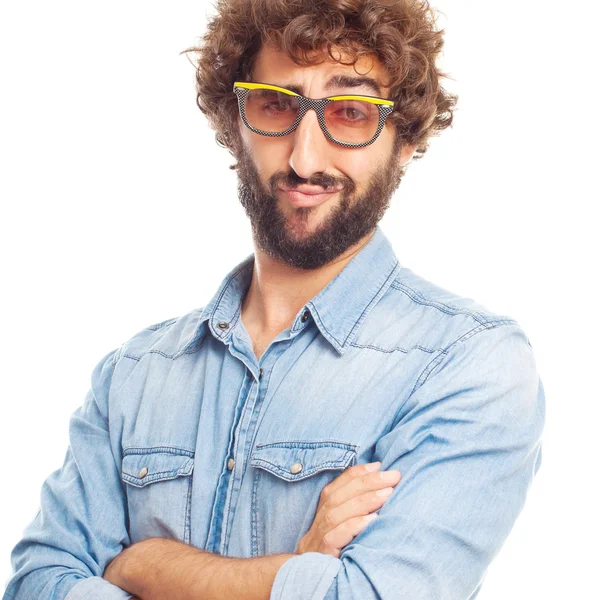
[
  {"xmin": 313, "ymin": 462, "xmax": 401, "ymax": 545},
  {"xmin": 320, "ymin": 462, "xmax": 383, "ymax": 499},
  {"xmin": 299, "ymin": 463, "xmax": 401, "ymax": 558},
  {"xmin": 321, "ymin": 463, "xmax": 402, "ymax": 514},
  {"xmin": 328, "ymin": 483, "xmax": 397, "ymax": 532},
  {"xmin": 321, "ymin": 514, "xmax": 380, "ymax": 553}
]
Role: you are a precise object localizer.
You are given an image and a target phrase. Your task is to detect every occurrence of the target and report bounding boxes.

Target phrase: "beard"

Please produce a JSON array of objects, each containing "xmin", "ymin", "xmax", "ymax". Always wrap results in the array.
[{"xmin": 234, "ymin": 134, "xmax": 406, "ymax": 270}]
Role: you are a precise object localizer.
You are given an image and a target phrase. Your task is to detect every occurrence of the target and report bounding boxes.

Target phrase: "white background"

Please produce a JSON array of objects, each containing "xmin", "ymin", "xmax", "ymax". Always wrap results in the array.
[{"xmin": 1, "ymin": 1, "xmax": 598, "ymax": 597}]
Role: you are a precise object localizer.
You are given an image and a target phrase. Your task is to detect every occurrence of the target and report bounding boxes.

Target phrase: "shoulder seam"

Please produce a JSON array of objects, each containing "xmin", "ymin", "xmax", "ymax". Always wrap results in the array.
[
  {"xmin": 410, "ymin": 318, "xmax": 519, "ymax": 395},
  {"xmin": 111, "ymin": 315, "xmax": 184, "ymax": 366},
  {"xmin": 390, "ymin": 280, "xmax": 496, "ymax": 324},
  {"xmin": 144, "ymin": 316, "xmax": 180, "ymax": 332}
]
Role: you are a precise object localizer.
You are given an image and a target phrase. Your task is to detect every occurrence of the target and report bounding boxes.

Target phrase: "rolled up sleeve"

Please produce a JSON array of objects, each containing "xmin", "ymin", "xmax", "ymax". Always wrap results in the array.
[
  {"xmin": 270, "ymin": 322, "xmax": 545, "ymax": 600},
  {"xmin": 4, "ymin": 348, "xmax": 134, "ymax": 600}
]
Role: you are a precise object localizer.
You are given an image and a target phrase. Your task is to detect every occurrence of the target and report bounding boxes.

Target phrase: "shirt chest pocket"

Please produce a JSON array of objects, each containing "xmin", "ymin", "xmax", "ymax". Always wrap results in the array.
[
  {"xmin": 121, "ymin": 448, "xmax": 194, "ymax": 544},
  {"xmin": 248, "ymin": 441, "xmax": 358, "ymax": 557}
]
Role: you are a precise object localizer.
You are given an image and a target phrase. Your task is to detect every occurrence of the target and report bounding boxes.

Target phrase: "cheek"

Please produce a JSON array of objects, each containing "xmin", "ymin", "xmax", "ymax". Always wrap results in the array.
[
  {"xmin": 244, "ymin": 135, "xmax": 292, "ymax": 173},
  {"xmin": 252, "ymin": 142, "xmax": 281, "ymax": 173},
  {"xmin": 336, "ymin": 151, "xmax": 375, "ymax": 183}
]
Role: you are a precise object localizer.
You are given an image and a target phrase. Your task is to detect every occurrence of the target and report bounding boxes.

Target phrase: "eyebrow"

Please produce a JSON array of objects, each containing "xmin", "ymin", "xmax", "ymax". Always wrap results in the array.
[{"xmin": 280, "ymin": 74, "xmax": 384, "ymax": 98}]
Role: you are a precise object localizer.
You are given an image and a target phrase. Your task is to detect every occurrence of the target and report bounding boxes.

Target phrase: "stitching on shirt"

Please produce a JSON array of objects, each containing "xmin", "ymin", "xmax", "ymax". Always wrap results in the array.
[
  {"xmin": 145, "ymin": 317, "xmax": 179, "ymax": 331},
  {"xmin": 411, "ymin": 350, "xmax": 447, "ymax": 394},
  {"xmin": 228, "ymin": 280, "xmax": 250, "ymax": 332},
  {"xmin": 211, "ymin": 261, "xmax": 254, "ymax": 339},
  {"xmin": 148, "ymin": 349, "xmax": 182, "ymax": 359},
  {"xmin": 121, "ymin": 468, "xmax": 192, "ymax": 485},
  {"xmin": 251, "ymin": 458, "xmax": 351, "ymax": 478},
  {"xmin": 410, "ymin": 318, "xmax": 518, "ymax": 395},
  {"xmin": 182, "ymin": 334, "xmax": 207, "ymax": 356},
  {"xmin": 307, "ymin": 261, "xmax": 400, "ymax": 352},
  {"xmin": 378, "ymin": 319, "xmax": 520, "ymax": 436},
  {"xmin": 122, "ymin": 344, "xmax": 202, "ymax": 361},
  {"xmin": 307, "ymin": 305, "xmax": 338, "ymax": 351},
  {"xmin": 245, "ymin": 336, "xmax": 301, "ymax": 456},
  {"xmin": 173, "ymin": 307, "xmax": 207, "ymax": 357},
  {"xmin": 254, "ymin": 440, "xmax": 359, "ymax": 451},
  {"xmin": 223, "ymin": 375, "xmax": 256, "ymax": 546},
  {"xmin": 250, "ymin": 467, "xmax": 260, "ymax": 557},
  {"xmin": 117, "ymin": 317, "xmax": 182, "ymax": 363},
  {"xmin": 389, "ymin": 280, "xmax": 492, "ymax": 323},
  {"xmin": 123, "ymin": 446, "xmax": 195, "ymax": 456},
  {"xmin": 215, "ymin": 260, "xmax": 254, "ymax": 348},
  {"xmin": 348, "ymin": 342, "xmax": 440, "ymax": 354},
  {"xmin": 184, "ymin": 476, "xmax": 193, "ymax": 544}
]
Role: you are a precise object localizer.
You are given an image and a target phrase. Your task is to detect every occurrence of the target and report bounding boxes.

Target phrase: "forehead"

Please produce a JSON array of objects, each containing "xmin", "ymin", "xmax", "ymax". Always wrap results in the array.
[{"xmin": 251, "ymin": 42, "xmax": 390, "ymax": 97}]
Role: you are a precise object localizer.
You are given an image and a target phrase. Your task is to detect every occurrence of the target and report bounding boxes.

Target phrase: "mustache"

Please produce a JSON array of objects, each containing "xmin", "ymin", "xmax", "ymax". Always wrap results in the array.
[{"xmin": 272, "ymin": 171, "xmax": 355, "ymax": 194}]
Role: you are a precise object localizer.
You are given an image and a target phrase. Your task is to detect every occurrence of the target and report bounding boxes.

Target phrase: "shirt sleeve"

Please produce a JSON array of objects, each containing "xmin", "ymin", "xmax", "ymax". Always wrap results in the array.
[
  {"xmin": 3, "ymin": 348, "xmax": 134, "ymax": 600},
  {"xmin": 270, "ymin": 321, "xmax": 546, "ymax": 600}
]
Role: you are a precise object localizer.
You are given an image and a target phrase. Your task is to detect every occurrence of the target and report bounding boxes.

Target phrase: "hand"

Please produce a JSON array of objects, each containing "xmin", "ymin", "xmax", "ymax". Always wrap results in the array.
[{"xmin": 296, "ymin": 462, "xmax": 401, "ymax": 558}]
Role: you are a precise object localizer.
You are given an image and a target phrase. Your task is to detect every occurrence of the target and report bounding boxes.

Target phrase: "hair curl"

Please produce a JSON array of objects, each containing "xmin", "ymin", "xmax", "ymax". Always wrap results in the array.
[{"xmin": 181, "ymin": 0, "xmax": 458, "ymax": 169}]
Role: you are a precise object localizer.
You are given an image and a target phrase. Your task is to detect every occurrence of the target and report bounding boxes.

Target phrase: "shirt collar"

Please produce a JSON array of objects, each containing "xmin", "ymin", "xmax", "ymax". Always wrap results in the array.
[{"xmin": 178, "ymin": 225, "xmax": 401, "ymax": 356}]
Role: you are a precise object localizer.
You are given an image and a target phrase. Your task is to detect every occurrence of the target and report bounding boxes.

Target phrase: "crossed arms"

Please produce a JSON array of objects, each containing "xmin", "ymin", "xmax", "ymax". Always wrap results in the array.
[
  {"xmin": 102, "ymin": 460, "xmax": 402, "ymax": 599},
  {"xmin": 4, "ymin": 322, "xmax": 545, "ymax": 599}
]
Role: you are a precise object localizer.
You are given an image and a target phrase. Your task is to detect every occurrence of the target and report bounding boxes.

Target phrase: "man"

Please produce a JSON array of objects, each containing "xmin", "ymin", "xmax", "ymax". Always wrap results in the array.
[{"xmin": 4, "ymin": 1, "xmax": 545, "ymax": 599}]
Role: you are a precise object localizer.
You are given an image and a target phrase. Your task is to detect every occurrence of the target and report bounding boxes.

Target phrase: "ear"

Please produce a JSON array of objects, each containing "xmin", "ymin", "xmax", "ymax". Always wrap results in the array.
[{"xmin": 399, "ymin": 143, "xmax": 417, "ymax": 166}]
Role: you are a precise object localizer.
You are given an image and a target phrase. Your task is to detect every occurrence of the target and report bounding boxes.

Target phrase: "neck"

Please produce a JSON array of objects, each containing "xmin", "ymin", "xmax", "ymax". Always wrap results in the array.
[{"xmin": 241, "ymin": 230, "xmax": 375, "ymax": 334}]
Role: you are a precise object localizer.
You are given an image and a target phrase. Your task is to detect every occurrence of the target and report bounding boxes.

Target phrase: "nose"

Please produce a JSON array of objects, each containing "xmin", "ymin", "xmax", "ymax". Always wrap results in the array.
[{"xmin": 288, "ymin": 108, "xmax": 332, "ymax": 180}]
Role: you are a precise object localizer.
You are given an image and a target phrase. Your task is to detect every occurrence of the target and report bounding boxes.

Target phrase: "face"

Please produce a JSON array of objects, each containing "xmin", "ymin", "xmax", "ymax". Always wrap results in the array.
[{"xmin": 233, "ymin": 43, "xmax": 415, "ymax": 270}]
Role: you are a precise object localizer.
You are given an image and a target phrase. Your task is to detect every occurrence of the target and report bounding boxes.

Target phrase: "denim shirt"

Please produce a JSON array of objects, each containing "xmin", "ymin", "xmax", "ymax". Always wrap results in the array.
[{"xmin": 4, "ymin": 225, "xmax": 545, "ymax": 600}]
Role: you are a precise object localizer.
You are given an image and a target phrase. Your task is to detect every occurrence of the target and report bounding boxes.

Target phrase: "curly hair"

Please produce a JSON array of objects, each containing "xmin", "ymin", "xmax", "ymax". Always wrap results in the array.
[{"xmin": 181, "ymin": 0, "xmax": 458, "ymax": 169}]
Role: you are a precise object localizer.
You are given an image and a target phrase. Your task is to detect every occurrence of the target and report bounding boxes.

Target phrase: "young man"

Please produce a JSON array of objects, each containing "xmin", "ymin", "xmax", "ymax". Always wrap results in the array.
[{"xmin": 4, "ymin": 1, "xmax": 545, "ymax": 599}]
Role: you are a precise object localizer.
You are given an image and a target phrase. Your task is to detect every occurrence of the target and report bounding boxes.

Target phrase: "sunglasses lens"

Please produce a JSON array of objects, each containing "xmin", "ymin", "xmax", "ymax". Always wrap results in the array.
[
  {"xmin": 323, "ymin": 100, "xmax": 381, "ymax": 145},
  {"xmin": 240, "ymin": 87, "xmax": 385, "ymax": 145},
  {"xmin": 244, "ymin": 88, "xmax": 300, "ymax": 133}
]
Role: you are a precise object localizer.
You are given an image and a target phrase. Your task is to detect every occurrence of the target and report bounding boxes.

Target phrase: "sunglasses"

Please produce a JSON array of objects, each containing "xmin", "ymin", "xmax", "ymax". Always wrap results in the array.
[{"xmin": 233, "ymin": 81, "xmax": 395, "ymax": 149}]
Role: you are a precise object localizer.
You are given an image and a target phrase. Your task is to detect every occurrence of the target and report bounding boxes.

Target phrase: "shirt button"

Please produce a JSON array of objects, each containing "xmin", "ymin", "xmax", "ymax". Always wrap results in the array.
[
  {"xmin": 259, "ymin": 368, "xmax": 264, "ymax": 379},
  {"xmin": 301, "ymin": 310, "xmax": 309, "ymax": 323},
  {"xmin": 290, "ymin": 462, "xmax": 303, "ymax": 474},
  {"xmin": 138, "ymin": 467, "xmax": 148, "ymax": 478},
  {"xmin": 227, "ymin": 458, "xmax": 235, "ymax": 470},
  {"xmin": 217, "ymin": 321, "xmax": 230, "ymax": 330}
]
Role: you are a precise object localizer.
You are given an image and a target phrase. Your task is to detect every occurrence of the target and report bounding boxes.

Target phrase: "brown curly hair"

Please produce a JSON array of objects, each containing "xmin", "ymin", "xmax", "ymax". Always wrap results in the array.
[{"xmin": 181, "ymin": 0, "xmax": 457, "ymax": 169}]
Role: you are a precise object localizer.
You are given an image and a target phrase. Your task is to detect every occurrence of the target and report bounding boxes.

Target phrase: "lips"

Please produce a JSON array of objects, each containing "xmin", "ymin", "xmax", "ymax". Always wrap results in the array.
[
  {"xmin": 279, "ymin": 185, "xmax": 342, "ymax": 195},
  {"xmin": 279, "ymin": 186, "xmax": 341, "ymax": 207}
]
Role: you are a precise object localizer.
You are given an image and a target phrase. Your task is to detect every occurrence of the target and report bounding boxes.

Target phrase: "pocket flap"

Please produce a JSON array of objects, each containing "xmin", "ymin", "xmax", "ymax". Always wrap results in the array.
[
  {"xmin": 121, "ymin": 448, "xmax": 194, "ymax": 488},
  {"xmin": 250, "ymin": 441, "xmax": 358, "ymax": 482}
]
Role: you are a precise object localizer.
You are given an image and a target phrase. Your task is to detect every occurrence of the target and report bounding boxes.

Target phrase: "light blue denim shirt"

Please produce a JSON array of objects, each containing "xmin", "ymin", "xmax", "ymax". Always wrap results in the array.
[{"xmin": 4, "ymin": 225, "xmax": 545, "ymax": 600}]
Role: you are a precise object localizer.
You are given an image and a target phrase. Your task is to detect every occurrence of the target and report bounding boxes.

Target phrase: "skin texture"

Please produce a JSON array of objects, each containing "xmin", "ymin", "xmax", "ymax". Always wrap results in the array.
[
  {"xmin": 236, "ymin": 42, "xmax": 416, "ymax": 351},
  {"xmin": 103, "ymin": 537, "xmax": 294, "ymax": 600}
]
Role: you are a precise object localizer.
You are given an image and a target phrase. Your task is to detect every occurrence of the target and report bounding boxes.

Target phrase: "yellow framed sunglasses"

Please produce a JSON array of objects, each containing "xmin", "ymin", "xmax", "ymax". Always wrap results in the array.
[{"xmin": 233, "ymin": 81, "xmax": 395, "ymax": 148}]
